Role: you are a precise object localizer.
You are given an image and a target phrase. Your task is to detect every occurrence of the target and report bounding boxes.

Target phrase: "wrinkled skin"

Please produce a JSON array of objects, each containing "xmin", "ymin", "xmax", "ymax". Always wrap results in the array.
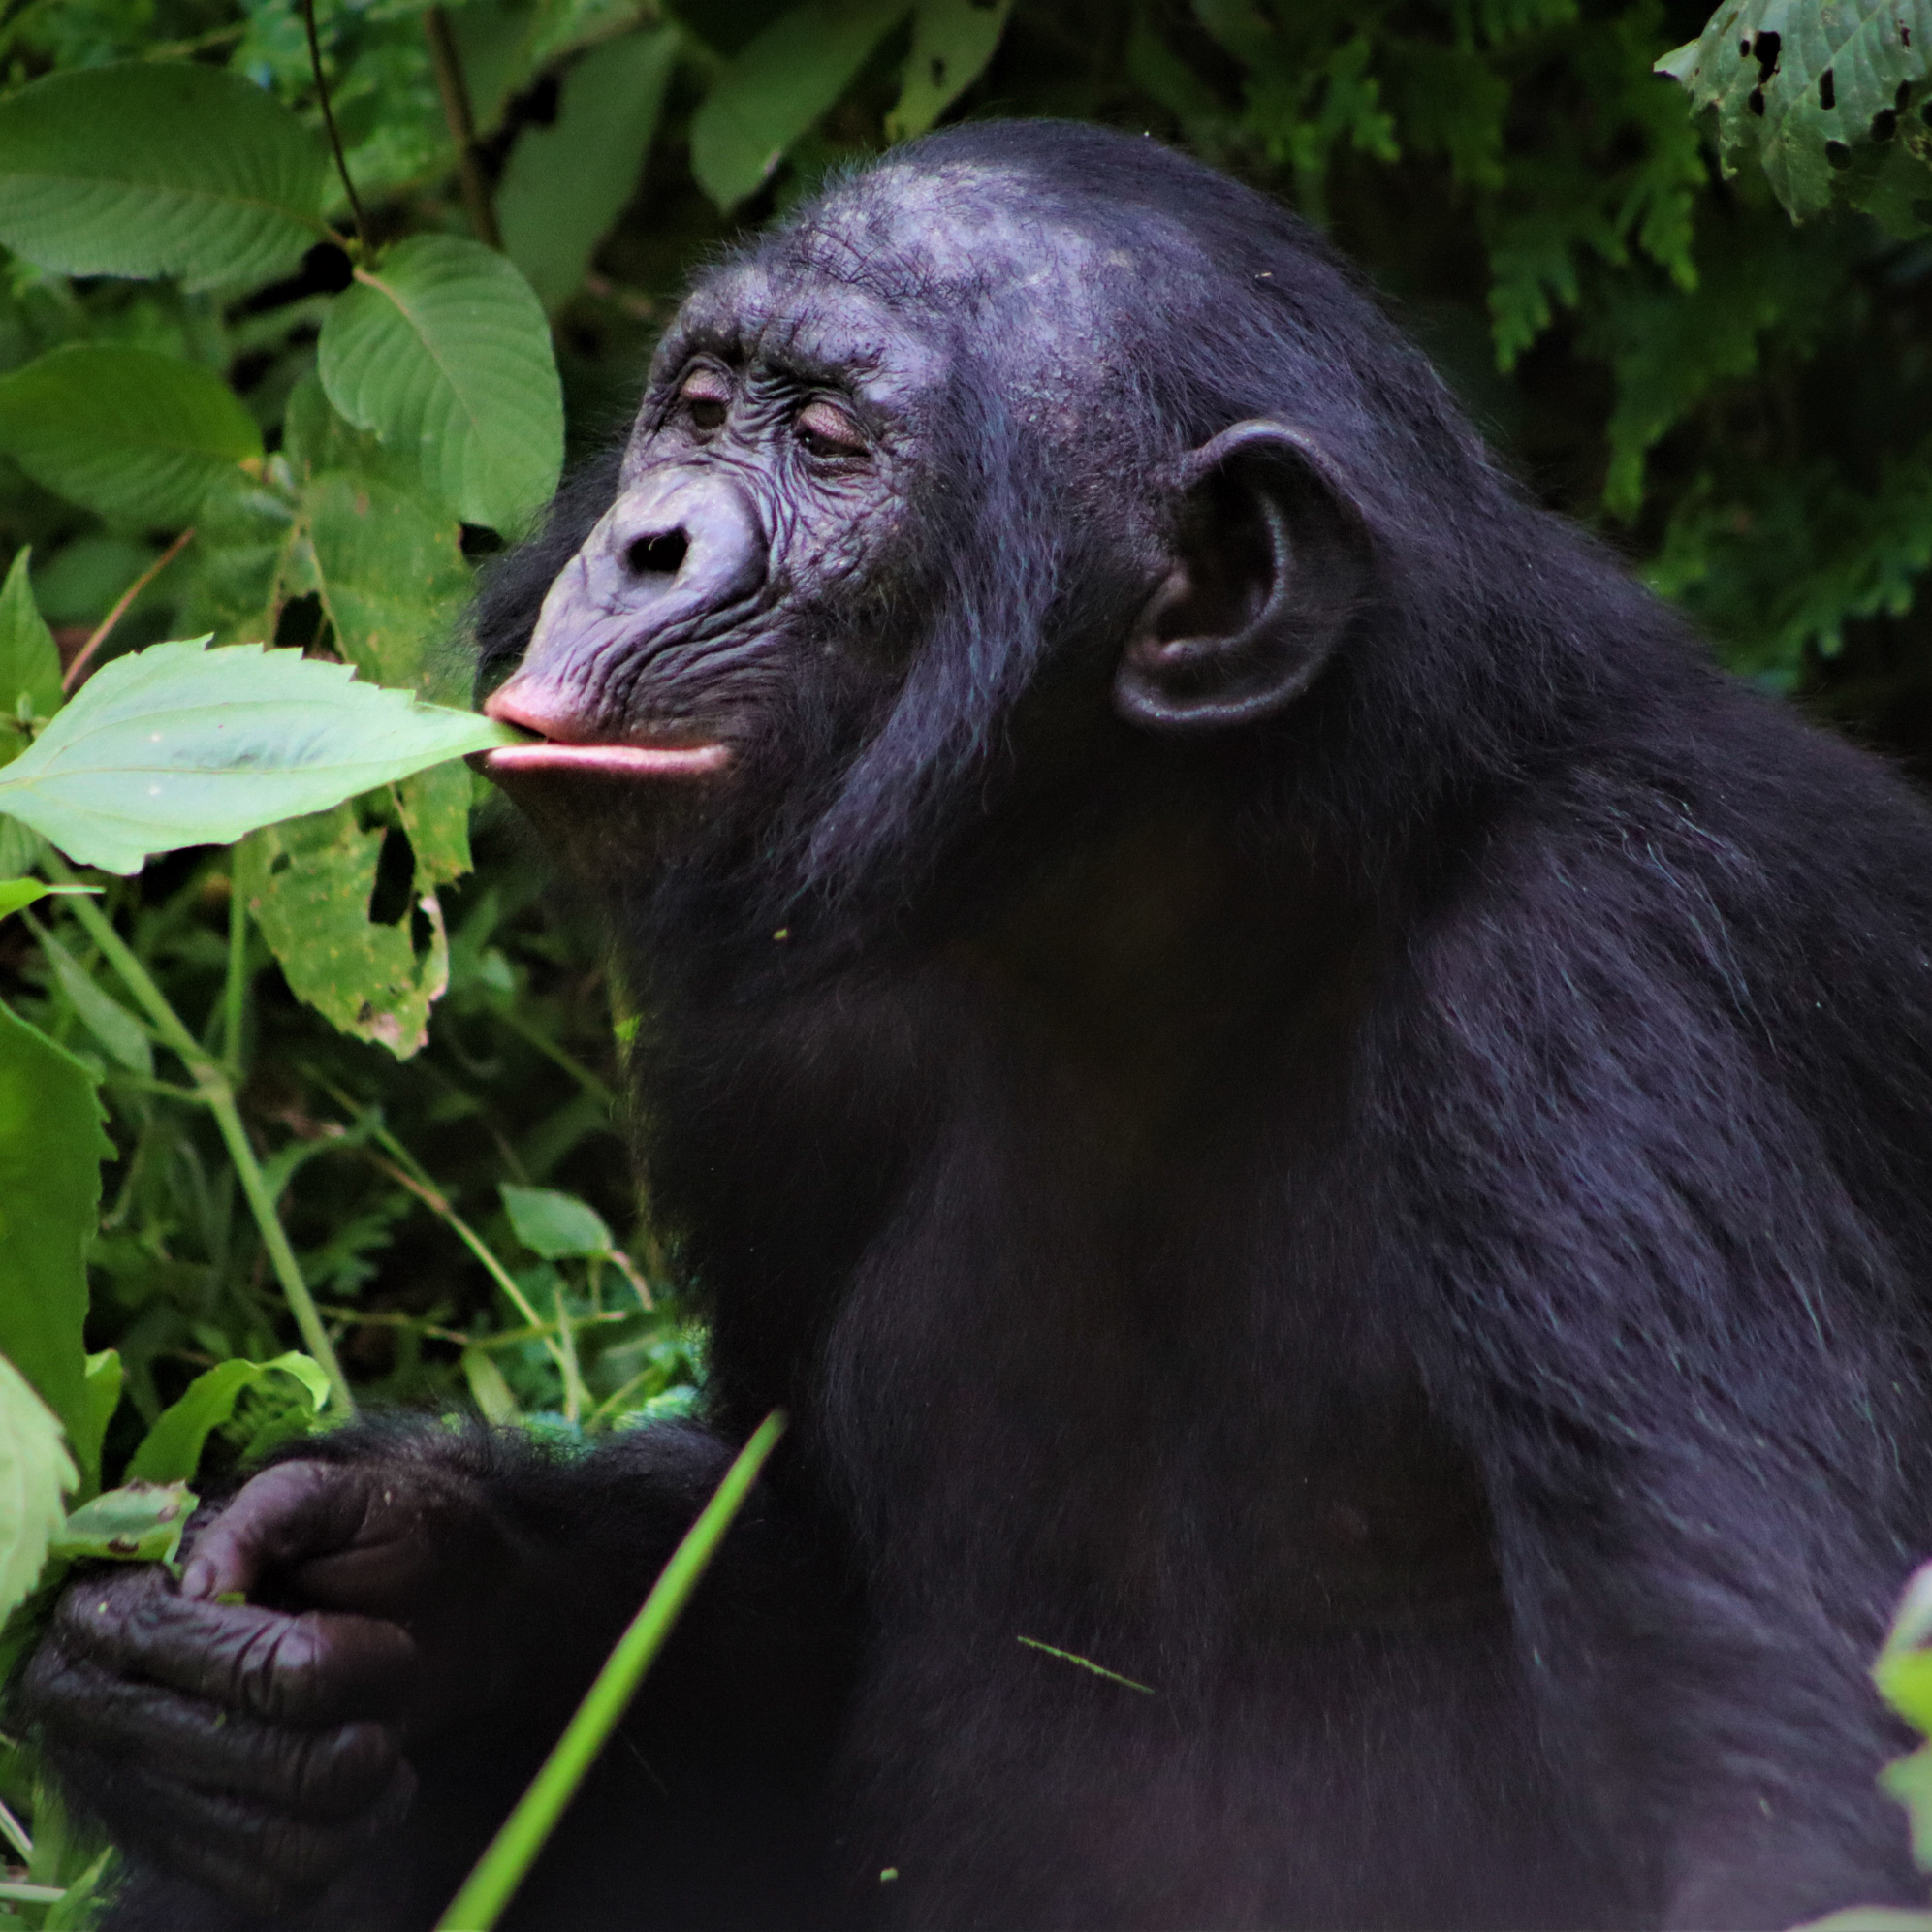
[{"xmin": 22, "ymin": 121, "xmax": 1932, "ymax": 1932}]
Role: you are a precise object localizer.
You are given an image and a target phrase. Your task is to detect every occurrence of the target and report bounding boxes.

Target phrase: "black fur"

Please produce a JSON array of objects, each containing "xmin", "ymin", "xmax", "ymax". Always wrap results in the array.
[{"xmin": 42, "ymin": 121, "xmax": 1932, "ymax": 1929}]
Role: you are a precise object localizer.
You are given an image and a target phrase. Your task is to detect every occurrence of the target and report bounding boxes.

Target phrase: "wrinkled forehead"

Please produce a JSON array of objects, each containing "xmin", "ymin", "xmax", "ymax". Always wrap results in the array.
[{"xmin": 656, "ymin": 160, "xmax": 1194, "ymax": 407}]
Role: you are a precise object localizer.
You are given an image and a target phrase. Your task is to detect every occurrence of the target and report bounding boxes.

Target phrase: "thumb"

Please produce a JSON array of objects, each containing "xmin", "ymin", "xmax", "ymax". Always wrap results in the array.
[{"xmin": 179, "ymin": 1461, "xmax": 372, "ymax": 1603}]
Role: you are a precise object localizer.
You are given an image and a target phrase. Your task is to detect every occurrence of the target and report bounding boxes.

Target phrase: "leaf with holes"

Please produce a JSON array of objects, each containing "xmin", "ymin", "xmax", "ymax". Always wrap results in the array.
[
  {"xmin": 885, "ymin": 0, "xmax": 1013, "ymax": 142},
  {"xmin": 0, "ymin": 346, "xmax": 262, "ymax": 531},
  {"xmin": 318, "ymin": 238, "xmax": 563, "ymax": 535},
  {"xmin": 0, "ymin": 62, "xmax": 328, "ymax": 291},
  {"xmin": 499, "ymin": 27, "xmax": 679, "ymax": 311},
  {"xmin": 0, "ymin": 638, "xmax": 518, "ymax": 875},
  {"xmin": 1659, "ymin": 0, "xmax": 1932, "ymax": 222},
  {"xmin": 237, "ymin": 804, "xmax": 450, "ymax": 1059},
  {"xmin": 690, "ymin": 0, "xmax": 911, "ymax": 211},
  {"xmin": 302, "ymin": 472, "xmax": 470, "ymax": 694}
]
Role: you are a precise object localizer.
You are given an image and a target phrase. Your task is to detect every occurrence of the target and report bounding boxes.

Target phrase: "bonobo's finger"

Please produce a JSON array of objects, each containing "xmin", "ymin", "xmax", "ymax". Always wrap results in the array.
[
  {"xmin": 50, "ymin": 1740, "xmax": 415, "ymax": 1914},
  {"xmin": 179, "ymin": 1460, "xmax": 375, "ymax": 1602},
  {"xmin": 21, "ymin": 1647, "xmax": 401, "ymax": 1819},
  {"xmin": 49, "ymin": 1566, "xmax": 416, "ymax": 1724}
]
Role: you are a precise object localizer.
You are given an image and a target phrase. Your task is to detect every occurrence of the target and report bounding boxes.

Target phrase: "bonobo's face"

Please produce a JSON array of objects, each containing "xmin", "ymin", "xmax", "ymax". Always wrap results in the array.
[
  {"xmin": 482, "ymin": 150, "xmax": 1371, "ymax": 899},
  {"xmin": 481, "ymin": 168, "xmax": 1016, "ymax": 873}
]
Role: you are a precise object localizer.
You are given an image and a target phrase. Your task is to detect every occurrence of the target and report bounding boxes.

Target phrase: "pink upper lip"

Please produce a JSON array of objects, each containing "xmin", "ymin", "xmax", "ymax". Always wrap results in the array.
[{"xmin": 481, "ymin": 684, "xmax": 731, "ymax": 778}]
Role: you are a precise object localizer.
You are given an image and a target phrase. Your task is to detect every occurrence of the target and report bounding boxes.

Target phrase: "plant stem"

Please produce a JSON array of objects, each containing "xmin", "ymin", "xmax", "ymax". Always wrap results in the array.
[
  {"xmin": 301, "ymin": 0, "xmax": 369, "ymax": 257},
  {"xmin": 48, "ymin": 862, "xmax": 356, "ymax": 1416},
  {"xmin": 424, "ymin": 5, "xmax": 502, "ymax": 251},
  {"xmin": 62, "ymin": 527, "xmax": 195, "ymax": 694},
  {"xmin": 221, "ymin": 870, "xmax": 247, "ymax": 1072},
  {"xmin": 434, "ymin": 1412, "xmax": 787, "ymax": 1932}
]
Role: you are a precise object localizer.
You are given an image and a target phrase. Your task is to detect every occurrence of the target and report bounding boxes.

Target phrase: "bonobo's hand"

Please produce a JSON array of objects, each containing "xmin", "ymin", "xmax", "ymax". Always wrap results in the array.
[{"xmin": 20, "ymin": 1455, "xmax": 532, "ymax": 1913}]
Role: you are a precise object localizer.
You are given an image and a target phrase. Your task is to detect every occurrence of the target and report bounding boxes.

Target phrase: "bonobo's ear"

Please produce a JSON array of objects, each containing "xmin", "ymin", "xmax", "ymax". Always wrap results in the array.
[{"xmin": 1116, "ymin": 420, "xmax": 1372, "ymax": 732}]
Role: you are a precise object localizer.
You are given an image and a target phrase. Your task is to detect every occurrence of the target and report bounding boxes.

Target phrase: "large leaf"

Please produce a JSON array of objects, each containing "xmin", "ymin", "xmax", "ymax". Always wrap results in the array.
[
  {"xmin": 885, "ymin": 0, "xmax": 1013, "ymax": 141},
  {"xmin": 0, "ymin": 638, "xmax": 519, "ymax": 875},
  {"xmin": 689, "ymin": 0, "xmax": 912, "ymax": 211},
  {"xmin": 0, "ymin": 346, "xmax": 263, "ymax": 531},
  {"xmin": 238, "ymin": 803, "xmax": 450, "ymax": 1058},
  {"xmin": 303, "ymin": 472, "xmax": 470, "ymax": 693},
  {"xmin": 0, "ymin": 1351, "xmax": 75, "ymax": 1629},
  {"xmin": 498, "ymin": 27, "xmax": 680, "ymax": 311},
  {"xmin": 1659, "ymin": 1, "xmax": 1932, "ymax": 222},
  {"xmin": 318, "ymin": 238, "xmax": 563, "ymax": 535},
  {"xmin": 0, "ymin": 62, "xmax": 328, "ymax": 291},
  {"xmin": 0, "ymin": 999, "xmax": 108, "ymax": 1467}
]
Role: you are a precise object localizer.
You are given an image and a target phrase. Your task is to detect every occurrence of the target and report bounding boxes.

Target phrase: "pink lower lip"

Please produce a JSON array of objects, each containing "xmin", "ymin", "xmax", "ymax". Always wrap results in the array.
[{"xmin": 484, "ymin": 742, "xmax": 730, "ymax": 778}]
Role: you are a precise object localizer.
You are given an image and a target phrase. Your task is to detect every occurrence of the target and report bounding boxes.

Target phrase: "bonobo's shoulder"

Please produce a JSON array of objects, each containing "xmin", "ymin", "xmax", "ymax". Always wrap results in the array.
[{"xmin": 1421, "ymin": 663, "xmax": 1932, "ymax": 1024}]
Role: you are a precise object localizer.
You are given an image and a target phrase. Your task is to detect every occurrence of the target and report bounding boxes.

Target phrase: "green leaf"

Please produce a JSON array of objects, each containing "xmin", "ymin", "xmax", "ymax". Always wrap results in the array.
[
  {"xmin": 0, "ymin": 638, "xmax": 518, "ymax": 876},
  {"xmin": 1659, "ymin": 1, "xmax": 1932, "ymax": 223},
  {"xmin": 50, "ymin": 1480, "xmax": 196, "ymax": 1566},
  {"xmin": 0, "ymin": 879, "xmax": 95, "ymax": 921},
  {"xmin": 0, "ymin": 346, "xmax": 263, "ymax": 530},
  {"xmin": 0, "ymin": 999, "xmax": 108, "ymax": 1460},
  {"xmin": 177, "ymin": 470, "xmax": 306, "ymax": 646},
  {"xmin": 499, "ymin": 27, "xmax": 680, "ymax": 311},
  {"xmin": 885, "ymin": 0, "xmax": 1013, "ymax": 142},
  {"xmin": 37, "ymin": 921, "xmax": 154, "ymax": 1078},
  {"xmin": 461, "ymin": 1346, "xmax": 522, "ymax": 1424},
  {"xmin": 76, "ymin": 1350, "xmax": 122, "ymax": 1499},
  {"xmin": 237, "ymin": 803, "xmax": 451, "ymax": 1059},
  {"xmin": 0, "ymin": 62, "xmax": 328, "ymax": 291},
  {"xmin": 0, "ymin": 548, "xmax": 61, "ymax": 724},
  {"xmin": 396, "ymin": 762, "xmax": 475, "ymax": 890},
  {"xmin": 0, "ymin": 1351, "xmax": 76, "ymax": 1629},
  {"xmin": 303, "ymin": 471, "xmax": 470, "ymax": 693},
  {"xmin": 125, "ymin": 1354, "xmax": 326, "ymax": 1484},
  {"xmin": 501, "ymin": 1183, "xmax": 615, "ymax": 1258},
  {"xmin": 318, "ymin": 238, "xmax": 564, "ymax": 535},
  {"xmin": 282, "ymin": 374, "xmax": 421, "ymax": 496},
  {"xmin": 689, "ymin": 0, "xmax": 912, "ymax": 211}
]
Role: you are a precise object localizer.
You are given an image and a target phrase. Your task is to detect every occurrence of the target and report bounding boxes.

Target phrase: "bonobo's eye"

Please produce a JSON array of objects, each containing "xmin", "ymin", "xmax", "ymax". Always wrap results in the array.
[
  {"xmin": 677, "ymin": 364, "xmax": 732, "ymax": 432},
  {"xmin": 795, "ymin": 396, "xmax": 868, "ymax": 461}
]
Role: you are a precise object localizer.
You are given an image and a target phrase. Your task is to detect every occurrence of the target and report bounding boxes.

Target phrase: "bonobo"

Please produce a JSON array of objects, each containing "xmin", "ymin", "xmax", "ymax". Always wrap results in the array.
[{"xmin": 23, "ymin": 120, "xmax": 1932, "ymax": 1931}]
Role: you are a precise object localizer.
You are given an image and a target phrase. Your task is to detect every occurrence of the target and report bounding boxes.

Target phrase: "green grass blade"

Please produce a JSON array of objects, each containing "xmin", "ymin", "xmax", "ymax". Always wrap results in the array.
[{"xmin": 434, "ymin": 1410, "xmax": 788, "ymax": 1932}]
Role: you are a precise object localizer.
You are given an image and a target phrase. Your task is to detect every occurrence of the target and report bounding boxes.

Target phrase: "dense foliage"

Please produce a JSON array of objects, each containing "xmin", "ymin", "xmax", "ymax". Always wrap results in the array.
[{"xmin": 11, "ymin": 0, "xmax": 1932, "ymax": 1921}]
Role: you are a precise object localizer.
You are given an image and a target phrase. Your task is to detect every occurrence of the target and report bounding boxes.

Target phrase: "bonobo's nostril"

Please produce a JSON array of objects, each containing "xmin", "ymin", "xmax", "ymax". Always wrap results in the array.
[{"xmin": 627, "ymin": 530, "xmax": 688, "ymax": 577}]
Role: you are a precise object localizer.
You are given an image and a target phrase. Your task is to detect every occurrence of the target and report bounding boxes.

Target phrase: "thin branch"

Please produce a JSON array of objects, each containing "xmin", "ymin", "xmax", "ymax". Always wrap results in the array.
[
  {"xmin": 63, "ymin": 526, "xmax": 194, "ymax": 694},
  {"xmin": 424, "ymin": 4, "xmax": 502, "ymax": 251},
  {"xmin": 301, "ymin": 0, "xmax": 368, "ymax": 257}
]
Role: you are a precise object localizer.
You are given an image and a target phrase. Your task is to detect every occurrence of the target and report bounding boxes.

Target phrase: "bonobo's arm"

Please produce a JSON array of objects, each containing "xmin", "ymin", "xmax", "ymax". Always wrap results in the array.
[{"xmin": 19, "ymin": 1419, "xmax": 852, "ymax": 1931}]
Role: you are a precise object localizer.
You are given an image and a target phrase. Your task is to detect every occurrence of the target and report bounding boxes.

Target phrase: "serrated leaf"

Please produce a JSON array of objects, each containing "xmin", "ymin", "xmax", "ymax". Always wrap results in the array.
[
  {"xmin": 885, "ymin": 0, "xmax": 1012, "ymax": 142},
  {"xmin": 501, "ymin": 1183, "xmax": 615, "ymax": 1258},
  {"xmin": 126, "ymin": 1354, "xmax": 325, "ymax": 1484},
  {"xmin": 318, "ymin": 238, "xmax": 563, "ymax": 535},
  {"xmin": 0, "ymin": 1351, "xmax": 75, "ymax": 1628},
  {"xmin": 0, "ymin": 1000, "xmax": 106, "ymax": 1475},
  {"xmin": 303, "ymin": 471, "xmax": 470, "ymax": 693},
  {"xmin": 1659, "ymin": 1, "xmax": 1932, "ymax": 222},
  {"xmin": 51, "ymin": 1479, "xmax": 197, "ymax": 1566},
  {"xmin": 0, "ymin": 548, "xmax": 61, "ymax": 724},
  {"xmin": 238, "ymin": 803, "xmax": 450, "ymax": 1058},
  {"xmin": 0, "ymin": 62, "xmax": 328, "ymax": 291},
  {"xmin": 0, "ymin": 346, "xmax": 262, "ymax": 531},
  {"xmin": 0, "ymin": 638, "xmax": 519, "ymax": 875},
  {"xmin": 690, "ymin": 0, "xmax": 912, "ymax": 211},
  {"xmin": 499, "ymin": 27, "xmax": 679, "ymax": 311}
]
